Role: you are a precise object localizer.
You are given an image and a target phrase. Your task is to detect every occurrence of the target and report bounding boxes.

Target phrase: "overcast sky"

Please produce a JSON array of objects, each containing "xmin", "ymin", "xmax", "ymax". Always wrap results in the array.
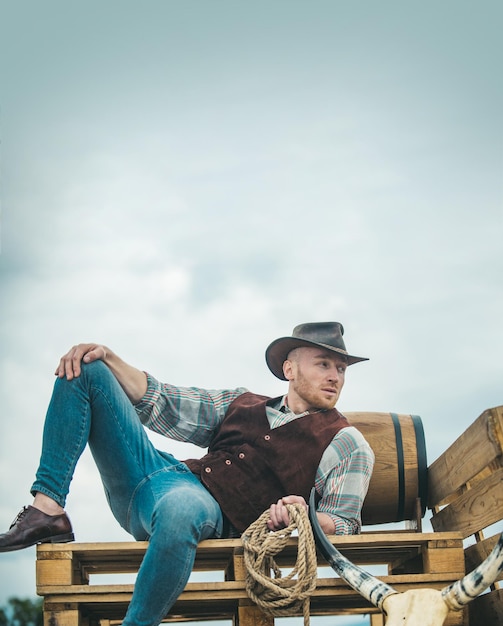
[{"xmin": 0, "ymin": 2, "xmax": 502, "ymax": 623}]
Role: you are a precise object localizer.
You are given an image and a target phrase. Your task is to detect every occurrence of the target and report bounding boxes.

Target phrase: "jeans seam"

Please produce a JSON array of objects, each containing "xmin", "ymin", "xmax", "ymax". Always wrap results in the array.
[
  {"xmin": 125, "ymin": 465, "xmax": 196, "ymax": 536},
  {"xmin": 90, "ymin": 383, "xmax": 147, "ymax": 473},
  {"xmin": 60, "ymin": 393, "xmax": 89, "ymax": 498},
  {"xmin": 124, "ymin": 467, "xmax": 176, "ymax": 535},
  {"xmin": 90, "ymin": 380, "xmax": 159, "ymax": 527}
]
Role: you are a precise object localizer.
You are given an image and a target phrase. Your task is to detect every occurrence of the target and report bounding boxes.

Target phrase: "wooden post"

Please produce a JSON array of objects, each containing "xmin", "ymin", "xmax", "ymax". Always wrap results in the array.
[
  {"xmin": 43, "ymin": 603, "xmax": 81, "ymax": 626},
  {"xmin": 232, "ymin": 547, "xmax": 274, "ymax": 626}
]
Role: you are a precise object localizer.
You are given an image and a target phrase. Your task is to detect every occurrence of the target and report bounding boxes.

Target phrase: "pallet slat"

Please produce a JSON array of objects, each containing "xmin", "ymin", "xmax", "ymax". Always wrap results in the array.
[
  {"xmin": 36, "ymin": 533, "xmax": 464, "ymax": 588},
  {"xmin": 428, "ymin": 406, "xmax": 503, "ymax": 507},
  {"xmin": 430, "ymin": 468, "xmax": 503, "ymax": 536},
  {"xmin": 464, "ymin": 532, "xmax": 503, "ymax": 580}
]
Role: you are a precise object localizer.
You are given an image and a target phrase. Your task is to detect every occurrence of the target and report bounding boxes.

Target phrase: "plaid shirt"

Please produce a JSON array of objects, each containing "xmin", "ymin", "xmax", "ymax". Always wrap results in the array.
[{"xmin": 135, "ymin": 373, "xmax": 374, "ymax": 534}]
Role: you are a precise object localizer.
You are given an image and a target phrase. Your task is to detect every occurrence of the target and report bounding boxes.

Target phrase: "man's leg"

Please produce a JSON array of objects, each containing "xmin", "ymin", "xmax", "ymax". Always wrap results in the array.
[
  {"xmin": 1, "ymin": 360, "xmax": 173, "ymax": 550},
  {"xmin": 32, "ymin": 360, "xmax": 170, "ymax": 519},
  {"xmin": 2, "ymin": 358, "xmax": 224, "ymax": 626},
  {"xmin": 123, "ymin": 470, "xmax": 223, "ymax": 626}
]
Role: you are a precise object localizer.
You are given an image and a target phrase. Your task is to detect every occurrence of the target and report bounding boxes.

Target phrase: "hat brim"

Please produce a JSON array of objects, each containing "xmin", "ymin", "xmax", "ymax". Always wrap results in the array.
[{"xmin": 265, "ymin": 337, "xmax": 369, "ymax": 381}]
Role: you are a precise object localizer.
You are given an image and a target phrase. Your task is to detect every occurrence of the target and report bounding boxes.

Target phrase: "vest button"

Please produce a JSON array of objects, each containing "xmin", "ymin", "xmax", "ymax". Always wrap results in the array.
[
  {"xmin": 238, "ymin": 453, "xmax": 245, "ymax": 459},
  {"xmin": 264, "ymin": 435, "xmax": 271, "ymax": 441},
  {"xmin": 225, "ymin": 459, "xmax": 232, "ymax": 465},
  {"xmin": 204, "ymin": 467, "xmax": 212, "ymax": 473}
]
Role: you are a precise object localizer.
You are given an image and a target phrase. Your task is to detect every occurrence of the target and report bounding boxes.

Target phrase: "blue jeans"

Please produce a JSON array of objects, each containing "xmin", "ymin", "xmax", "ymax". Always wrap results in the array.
[{"xmin": 31, "ymin": 360, "xmax": 224, "ymax": 626}]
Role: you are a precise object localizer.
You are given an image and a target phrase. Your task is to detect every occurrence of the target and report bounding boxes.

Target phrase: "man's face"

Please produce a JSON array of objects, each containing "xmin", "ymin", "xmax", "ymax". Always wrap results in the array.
[{"xmin": 284, "ymin": 346, "xmax": 347, "ymax": 413}]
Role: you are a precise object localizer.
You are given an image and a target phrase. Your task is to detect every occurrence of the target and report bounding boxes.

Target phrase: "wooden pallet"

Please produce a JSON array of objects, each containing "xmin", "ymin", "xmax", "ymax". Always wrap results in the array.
[
  {"xmin": 37, "ymin": 532, "xmax": 466, "ymax": 626},
  {"xmin": 36, "ymin": 406, "xmax": 503, "ymax": 626}
]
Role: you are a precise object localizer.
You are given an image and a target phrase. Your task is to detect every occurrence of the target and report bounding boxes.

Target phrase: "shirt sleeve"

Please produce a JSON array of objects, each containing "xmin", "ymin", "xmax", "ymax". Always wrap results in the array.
[
  {"xmin": 315, "ymin": 427, "xmax": 375, "ymax": 535},
  {"xmin": 134, "ymin": 372, "xmax": 248, "ymax": 448}
]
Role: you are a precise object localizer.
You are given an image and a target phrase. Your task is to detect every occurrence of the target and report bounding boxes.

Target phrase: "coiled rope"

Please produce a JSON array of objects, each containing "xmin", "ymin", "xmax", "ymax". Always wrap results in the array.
[{"xmin": 241, "ymin": 504, "xmax": 318, "ymax": 626}]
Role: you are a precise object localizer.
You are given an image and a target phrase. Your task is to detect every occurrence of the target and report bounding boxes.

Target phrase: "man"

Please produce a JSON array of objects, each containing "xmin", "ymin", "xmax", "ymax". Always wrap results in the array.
[{"xmin": 0, "ymin": 321, "xmax": 374, "ymax": 626}]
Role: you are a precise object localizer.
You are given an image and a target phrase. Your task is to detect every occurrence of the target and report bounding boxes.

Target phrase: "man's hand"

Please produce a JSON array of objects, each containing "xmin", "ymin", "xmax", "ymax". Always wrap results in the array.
[
  {"xmin": 267, "ymin": 495, "xmax": 308, "ymax": 531},
  {"xmin": 55, "ymin": 344, "xmax": 108, "ymax": 380},
  {"xmin": 54, "ymin": 343, "xmax": 148, "ymax": 403}
]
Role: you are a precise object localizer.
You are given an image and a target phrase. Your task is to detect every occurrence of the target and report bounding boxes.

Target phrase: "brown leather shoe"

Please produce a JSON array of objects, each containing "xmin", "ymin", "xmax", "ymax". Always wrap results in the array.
[{"xmin": 0, "ymin": 506, "xmax": 74, "ymax": 552}]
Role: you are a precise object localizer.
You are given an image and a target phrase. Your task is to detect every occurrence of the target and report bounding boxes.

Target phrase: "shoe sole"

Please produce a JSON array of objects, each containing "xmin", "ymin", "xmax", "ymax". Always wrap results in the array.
[
  {"xmin": 0, "ymin": 533, "xmax": 75, "ymax": 552},
  {"xmin": 42, "ymin": 532, "xmax": 75, "ymax": 544}
]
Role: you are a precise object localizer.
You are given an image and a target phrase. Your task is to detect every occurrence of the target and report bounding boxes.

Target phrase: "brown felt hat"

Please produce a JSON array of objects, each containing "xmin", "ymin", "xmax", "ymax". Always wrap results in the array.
[{"xmin": 265, "ymin": 322, "xmax": 369, "ymax": 380}]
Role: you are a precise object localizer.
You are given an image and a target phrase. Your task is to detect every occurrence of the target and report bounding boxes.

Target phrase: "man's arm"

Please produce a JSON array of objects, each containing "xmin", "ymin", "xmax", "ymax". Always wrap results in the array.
[
  {"xmin": 135, "ymin": 375, "xmax": 248, "ymax": 447},
  {"xmin": 315, "ymin": 428, "xmax": 375, "ymax": 534},
  {"xmin": 55, "ymin": 343, "xmax": 147, "ymax": 403}
]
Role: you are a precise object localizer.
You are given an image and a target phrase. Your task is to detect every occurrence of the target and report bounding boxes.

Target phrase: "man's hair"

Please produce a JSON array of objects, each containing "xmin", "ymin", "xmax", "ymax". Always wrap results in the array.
[{"xmin": 285, "ymin": 347, "xmax": 301, "ymax": 362}]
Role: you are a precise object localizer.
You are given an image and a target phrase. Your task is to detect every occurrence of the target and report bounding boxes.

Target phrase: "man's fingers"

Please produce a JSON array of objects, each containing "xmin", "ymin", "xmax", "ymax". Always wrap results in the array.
[
  {"xmin": 280, "ymin": 503, "xmax": 291, "ymax": 526},
  {"xmin": 267, "ymin": 495, "xmax": 310, "ymax": 531},
  {"xmin": 63, "ymin": 347, "xmax": 80, "ymax": 380},
  {"xmin": 53, "ymin": 348, "xmax": 77, "ymax": 380},
  {"xmin": 268, "ymin": 503, "xmax": 279, "ymax": 528},
  {"xmin": 267, "ymin": 502, "xmax": 281, "ymax": 529},
  {"xmin": 83, "ymin": 346, "xmax": 106, "ymax": 363},
  {"xmin": 268, "ymin": 499, "xmax": 291, "ymax": 530},
  {"xmin": 55, "ymin": 344, "xmax": 103, "ymax": 380}
]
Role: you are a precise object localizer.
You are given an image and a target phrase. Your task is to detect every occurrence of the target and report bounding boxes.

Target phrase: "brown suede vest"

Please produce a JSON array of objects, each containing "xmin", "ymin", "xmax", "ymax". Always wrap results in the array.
[{"xmin": 184, "ymin": 392, "xmax": 350, "ymax": 532}]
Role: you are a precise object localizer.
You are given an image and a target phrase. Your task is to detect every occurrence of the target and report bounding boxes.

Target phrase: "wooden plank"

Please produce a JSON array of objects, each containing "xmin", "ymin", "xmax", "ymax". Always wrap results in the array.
[
  {"xmin": 232, "ymin": 552, "xmax": 247, "ymax": 582},
  {"xmin": 389, "ymin": 536, "xmax": 464, "ymax": 576},
  {"xmin": 428, "ymin": 406, "xmax": 503, "ymax": 507},
  {"xmin": 38, "ymin": 533, "xmax": 462, "ymax": 555},
  {"xmin": 38, "ymin": 539, "xmax": 242, "ymax": 553},
  {"xmin": 39, "ymin": 580, "xmax": 245, "ymax": 596},
  {"xmin": 37, "ymin": 539, "xmax": 241, "ymax": 576},
  {"xmin": 464, "ymin": 532, "xmax": 503, "ymax": 582},
  {"xmin": 423, "ymin": 540, "xmax": 465, "ymax": 575},
  {"xmin": 45, "ymin": 596, "xmax": 239, "ymax": 623},
  {"xmin": 37, "ymin": 533, "xmax": 463, "ymax": 575},
  {"xmin": 40, "ymin": 573, "xmax": 468, "ymax": 626},
  {"xmin": 37, "ymin": 538, "xmax": 241, "ymax": 567},
  {"xmin": 39, "ymin": 572, "xmax": 466, "ymax": 600},
  {"xmin": 41, "ymin": 580, "xmax": 468, "ymax": 625},
  {"xmin": 43, "ymin": 605, "xmax": 80, "ymax": 626},
  {"xmin": 237, "ymin": 604, "xmax": 274, "ymax": 626},
  {"xmin": 468, "ymin": 588, "xmax": 503, "ymax": 625},
  {"xmin": 36, "ymin": 556, "xmax": 74, "ymax": 587},
  {"xmin": 430, "ymin": 467, "xmax": 503, "ymax": 536},
  {"xmin": 35, "ymin": 536, "xmax": 372, "ymax": 559}
]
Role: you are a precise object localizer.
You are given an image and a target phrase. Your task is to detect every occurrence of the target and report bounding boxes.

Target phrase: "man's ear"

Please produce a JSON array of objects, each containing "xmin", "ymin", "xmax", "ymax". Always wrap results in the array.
[{"xmin": 283, "ymin": 359, "xmax": 294, "ymax": 381}]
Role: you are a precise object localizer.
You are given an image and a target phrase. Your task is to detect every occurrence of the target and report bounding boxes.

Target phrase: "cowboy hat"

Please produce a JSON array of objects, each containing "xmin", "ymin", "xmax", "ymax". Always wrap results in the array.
[{"xmin": 265, "ymin": 322, "xmax": 368, "ymax": 380}]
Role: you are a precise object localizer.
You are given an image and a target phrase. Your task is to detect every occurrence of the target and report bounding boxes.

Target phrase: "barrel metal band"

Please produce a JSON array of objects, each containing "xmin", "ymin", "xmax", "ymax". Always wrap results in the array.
[
  {"xmin": 390, "ymin": 413, "xmax": 405, "ymax": 521},
  {"xmin": 411, "ymin": 414, "xmax": 428, "ymax": 516}
]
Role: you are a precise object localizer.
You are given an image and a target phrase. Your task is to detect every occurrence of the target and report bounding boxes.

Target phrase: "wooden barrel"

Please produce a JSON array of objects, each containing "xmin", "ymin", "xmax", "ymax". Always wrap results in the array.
[{"xmin": 345, "ymin": 412, "xmax": 428, "ymax": 525}]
